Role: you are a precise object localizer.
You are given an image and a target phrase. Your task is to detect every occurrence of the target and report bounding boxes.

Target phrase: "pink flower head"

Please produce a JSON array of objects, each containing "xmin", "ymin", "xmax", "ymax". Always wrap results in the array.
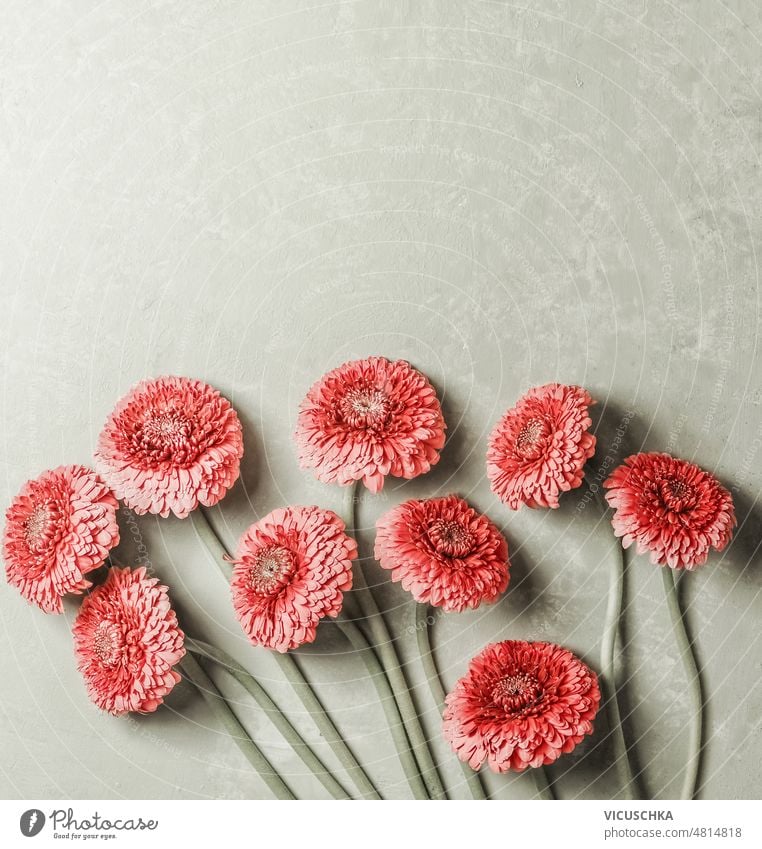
[
  {"xmin": 604, "ymin": 452, "xmax": 736, "ymax": 570},
  {"xmin": 294, "ymin": 357, "xmax": 446, "ymax": 493},
  {"xmin": 443, "ymin": 640, "xmax": 600, "ymax": 773},
  {"xmin": 95, "ymin": 376, "xmax": 244, "ymax": 519},
  {"xmin": 374, "ymin": 494, "xmax": 510, "ymax": 612},
  {"xmin": 487, "ymin": 383, "xmax": 596, "ymax": 509},
  {"xmin": 3, "ymin": 465, "xmax": 119, "ymax": 614},
  {"xmin": 230, "ymin": 506, "xmax": 356, "ymax": 652},
  {"xmin": 73, "ymin": 567, "xmax": 185, "ymax": 715}
]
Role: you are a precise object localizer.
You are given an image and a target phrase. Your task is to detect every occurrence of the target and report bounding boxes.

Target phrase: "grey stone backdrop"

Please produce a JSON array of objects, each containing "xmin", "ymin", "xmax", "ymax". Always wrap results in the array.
[{"xmin": 0, "ymin": 0, "xmax": 760, "ymax": 799}]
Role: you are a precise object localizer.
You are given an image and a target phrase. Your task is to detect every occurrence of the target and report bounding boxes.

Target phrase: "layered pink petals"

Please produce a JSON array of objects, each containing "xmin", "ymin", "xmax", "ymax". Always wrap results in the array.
[
  {"xmin": 73, "ymin": 567, "xmax": 185, "ymax": 715},
  {"xmin": 604, "ymin": 452, "xmax": 735, "ymax": 570},
  {"xmin": 443, "ymin": 640, "xmax": 600, "ymax": 773},
  {"xmin": 487, "ymin": 383, "xmax": 596, "ymax": 509},
  {"xmin": 3, "ymin": 465, "xmax": 119, "ymax": 614},
  {"xmin": 95, "ymin": 376, "xmax": 244, "ymax": 519},
  {"xmin": 294, "ymin": 357, "xmax": 446, "ymax": 493},
  {"xmin": 230, "ymin": 506, "xmax": 357, "ymax": 652},
  {"xmin": 375, "ymin": 494, "xmax": 510, "ymax": 612}
]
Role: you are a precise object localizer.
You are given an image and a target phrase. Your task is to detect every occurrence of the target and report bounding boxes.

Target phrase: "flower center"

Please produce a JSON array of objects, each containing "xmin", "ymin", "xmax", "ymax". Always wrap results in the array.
[
  {"xmin": 93, "ymin": 620, "xmax": 122, "ymax": 667},
  {"xmin": 515, "ymin": 417, "xmax": 549, "ymax": 460},
  {"xmin": 427, "ymin": 519, "xmax": 475, "ymax": 557},
  {"xmin": 491, "ymin": 672, "xmax": 543, "ymax": 713},
  {"xmin": 659, "ymin": 477, "xmax": 698, "ymax": 512},
  {"xmin": 24, "ymin": 504, "xmax": 50, "ymax": 548},
  {"xmin": 339, "ymin": 386, "xmax": 391, "ymax": 430},
  {"xmin": 141, "ymin": 409, "xmax": 193, "ymax": 450},
  {"xmin": 247, "ymin": 545, "xmax": 296, "ymax": 595},
  {"xmin": 23, "ymin": 501, "xmax": 62, "ymax": 553}
]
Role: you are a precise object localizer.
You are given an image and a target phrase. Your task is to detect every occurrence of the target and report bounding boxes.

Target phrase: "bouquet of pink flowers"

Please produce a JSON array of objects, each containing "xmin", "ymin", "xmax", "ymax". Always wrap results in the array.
[{"xmin": 3, "ymin": 361, "xmax": 735, "ymax": 800}]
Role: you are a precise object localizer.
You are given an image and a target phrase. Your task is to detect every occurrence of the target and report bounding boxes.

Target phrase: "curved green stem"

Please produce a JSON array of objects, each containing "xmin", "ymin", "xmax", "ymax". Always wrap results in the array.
[
  {"xmin": 532, "ymin": 765, "xmax": 556, "ymax": 800},
  {"xmin": 601, "ymin": 543, "xmax": 637, "ymax": 799},
  {"xmin": 188, "ymin": 639, "xmax": 350, "ymax": 800},
  {"xmin": 345, "ymin": 485, "xmax": 446, "ymax": 800},
  {"xmin": 179, "ymin": 652, "xmax": 294, "ymax": 800},
  {"xmin": 415, "ymin": 603, "xmax": 485, "ymax": 799},
  {"xmin": 336, "ymin": 615, "xmax": 429, "ymax": 799},
  {"xmin": 661, "ymin": 566, "xmax": 703, "ymax": 800},
  {"xmin": 192, "ymin": 508, "xmax": 380, "ymax": 800}
]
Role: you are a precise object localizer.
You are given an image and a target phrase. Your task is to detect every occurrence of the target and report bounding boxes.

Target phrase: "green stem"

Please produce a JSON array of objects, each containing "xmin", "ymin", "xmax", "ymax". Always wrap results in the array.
[
  {"xmin": 270, "ymin": 650, "xmax": 380, "ymax": 800},
  {"xmin": 345, "ymin": 484, "xmax": 446, "ymax": 800},
  {"xmin": 661, "ymin": 566, "xmax": 703, "ymax": 800},
  {"xmin": 190, "ymin": 509, "xmax": 231, "ymax": 577},
  {"xmin": 179, "ymin": 652, "xmax": 294, "ymax": 800},
  {"xmin": 193, "ymin": 508, "xmax": 381, "ymax": 800},
  {"xmin": 586, "ymin": 475, "xmax": 638, "ymax": 799},
  {"xmin": 336, "ymin": 614, "xmax": 429, "ymax": 799},
  {"xmin": 415, "ymin": 603, "xmax": 485, "ymax": 800},
  {"xmin": 601, "ymin": 543, "xmax": 637, "ymax": 799},
  {"xmin": 188, "ymin": 639, "xmax": 351, "ymax": 800},
  {"xmin": 532, "ymin": 765, "xmax": 556, "ymax": 800}
]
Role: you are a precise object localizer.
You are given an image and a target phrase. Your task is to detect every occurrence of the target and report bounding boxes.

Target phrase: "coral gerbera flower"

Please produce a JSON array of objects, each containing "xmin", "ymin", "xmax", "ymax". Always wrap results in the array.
[
  {"xmin": 604, "ymin": 452, "xmax": 735, "ymax": 570},
  {"xmin": 374, "ymin": 494, "xmax": 510, "ymax": 612},
  {"xmin": 230, "ymin": 506, "xmax": 357, "ymax": 652},
  {"xmin": 95, "ymin": 376, "xmax": 244, "ymax": 519},
  {"xmin": 443, "ymin": 640, "xmax": 600, "ymax": 772},
  {"xmin": 294, "ymin": 357, "xmax": 446, "ymax": 493},
  {"xmin": 73, "ymin": 567, "xmax": 185, "ymax": 714},
  {"xmin": 487, "ymin": 383, "xmax": 596, "ymax": 509},
  {"xmin": 3, "ymin": 465, "xmax": 119, "ymax": 614}
]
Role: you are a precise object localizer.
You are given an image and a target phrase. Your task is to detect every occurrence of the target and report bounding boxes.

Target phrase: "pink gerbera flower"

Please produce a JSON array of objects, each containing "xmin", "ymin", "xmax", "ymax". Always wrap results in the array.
[
  {"xmin": 230, "ymin": 506, "xmax": 357, "ymax": 652},
  {"xmin": 95, "ymin": 376, "xmax": 244, "ymax": 519},
  {"xmin": 374, "ymin": 494, "xmax": 510, "ymax": 612},
  {"xmin": 294, "ymin": 357, "xmax": 446, "ymax": 493},
  {"xmin": 3, "ymin": 465, "xmax": 119, "ymax": 614},
  {"xmin": 604, "ymin": 452, "xmax": 736, "ymax": 570},
  {"xmin": 487, "ymin": 383, "xmax": 596, "ymax": 509},
  {"xmin": 443, "ymin": 640, "xmax": 600, "ymax": 773},
  {"xmin": 73, "ymin": 567, "xmax": 185, "ymax": 715}
]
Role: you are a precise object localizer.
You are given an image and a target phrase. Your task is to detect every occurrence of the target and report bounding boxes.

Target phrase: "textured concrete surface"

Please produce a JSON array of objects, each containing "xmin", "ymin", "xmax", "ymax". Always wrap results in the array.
[{"xmin": 1, "ymin": 1, "xmax": 760, "ymax": 800}]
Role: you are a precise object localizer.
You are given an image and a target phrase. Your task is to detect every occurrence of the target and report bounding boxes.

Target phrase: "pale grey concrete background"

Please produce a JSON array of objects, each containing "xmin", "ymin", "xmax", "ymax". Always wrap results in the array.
[{"xmin": 1, "ymin": 0, "xmax": 760, "ymax": 800}]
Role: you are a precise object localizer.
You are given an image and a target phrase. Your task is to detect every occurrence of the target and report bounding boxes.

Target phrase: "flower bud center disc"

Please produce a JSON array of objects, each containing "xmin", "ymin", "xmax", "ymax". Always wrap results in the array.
[
  {"xmin": 339, "ymin": 386, "xmax": 391, "ymax": 430},
  {"xmin": 93, "ymin": 620, "xmax": 122, "ymax": 667},
  {"xmin": 659, "ymin": 477, "xmax": 698, "ymax": 512},
  {"xmin": 248, "ymin": 545, "xmax": 296, "ymax": 595},
  {"xmin": 492, "ymin": 672, "xmax": 543, "ymax": 713},
  {"xmin": 515, "ymin": 417, "xmax": 550, "ymax": 460},
  {"xmin": 23, "ymin": 502, "xmax": 57, "ymax": 552},
  {"xmin": 136, "ymin": 408, "xmax": 195, "ymax": 462},
  {"xmin": 427, "ymin": 519, "xmax": 475, "ymax": 557}
]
